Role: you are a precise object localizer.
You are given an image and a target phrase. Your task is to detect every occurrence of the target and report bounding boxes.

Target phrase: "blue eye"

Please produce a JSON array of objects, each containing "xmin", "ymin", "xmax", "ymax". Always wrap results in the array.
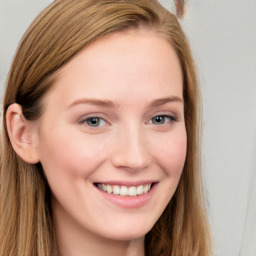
[
  {"xmin": 84, "ymin": 117, "xmax": 107, "ymax": 127},
  {"xmin": 150, "ymin": 115, "xmax": 176, "ymax": 125}
]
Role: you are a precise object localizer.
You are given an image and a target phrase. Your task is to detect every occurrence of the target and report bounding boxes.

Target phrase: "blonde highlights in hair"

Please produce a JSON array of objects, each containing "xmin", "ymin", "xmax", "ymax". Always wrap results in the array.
[{"xmin": 1, "ymin": 0, "xmax": 212, "ymax": 255}]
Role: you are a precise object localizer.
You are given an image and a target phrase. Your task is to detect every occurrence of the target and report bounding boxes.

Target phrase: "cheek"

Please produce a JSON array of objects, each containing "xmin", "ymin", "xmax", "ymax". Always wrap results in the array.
[
  {"xmin": 38, "ymin": 131, "xmax": 110, "ymax": 179},
  {"xmin": 154, "ymin": 129, "xmax": 187, "ymax": 176}
]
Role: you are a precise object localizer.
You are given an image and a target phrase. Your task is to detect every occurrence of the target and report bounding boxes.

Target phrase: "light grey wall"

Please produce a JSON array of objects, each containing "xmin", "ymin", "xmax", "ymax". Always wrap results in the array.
[
  {"xmin": 176, "ymin": 2, "xmax": 256, "ymax": 256},
  {"xmin": 1, "ymin": 1, "xmax": 256, "ymax": 255},
  {"xmin": 0, "ymin": 0, "xmax": 53, "ymax": 99}
]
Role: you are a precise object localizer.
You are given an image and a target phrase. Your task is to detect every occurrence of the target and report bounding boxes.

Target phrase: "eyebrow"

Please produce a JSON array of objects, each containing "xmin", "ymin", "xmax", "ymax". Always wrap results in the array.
[
  {"xmin": 68, "ymin": 96, "xmax": 183, "ymax": 109},
  {"xmin": 68, "ymin": 98, "xmax": 117, "ymax": 109},
  {"xmin": 148, "ymin": 96, "xmax": 183, "ymax": 108}
]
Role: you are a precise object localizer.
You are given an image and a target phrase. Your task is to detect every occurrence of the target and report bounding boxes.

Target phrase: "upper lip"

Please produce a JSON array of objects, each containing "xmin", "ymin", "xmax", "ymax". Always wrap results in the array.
[{"xmin": 94, "ymin": 180, "xmax": 157, "ymax": 186}]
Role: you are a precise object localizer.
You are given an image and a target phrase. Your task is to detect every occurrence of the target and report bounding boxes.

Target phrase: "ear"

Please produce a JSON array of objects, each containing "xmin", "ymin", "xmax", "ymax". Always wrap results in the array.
[{"xmin": 6, "ymin": 103, "xmax": 40, "ymax": 164}]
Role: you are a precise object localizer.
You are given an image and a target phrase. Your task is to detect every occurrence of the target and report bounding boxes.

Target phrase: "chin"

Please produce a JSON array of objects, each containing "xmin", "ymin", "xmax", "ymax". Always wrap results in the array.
[{"xmin": 100, "ymin": 222, "xmax": 154, "ymax": 241}]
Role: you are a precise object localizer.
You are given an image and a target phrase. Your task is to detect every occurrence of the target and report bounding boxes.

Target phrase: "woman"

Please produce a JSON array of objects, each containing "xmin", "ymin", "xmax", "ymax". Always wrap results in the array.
[{"xmin": 0, "ymin": 0, "xmax": 212, "ymax": 255}]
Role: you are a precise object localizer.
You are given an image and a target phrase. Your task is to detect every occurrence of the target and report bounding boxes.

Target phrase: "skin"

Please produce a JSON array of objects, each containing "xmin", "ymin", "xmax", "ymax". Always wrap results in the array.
[{"xmin": 8, "ymin": 30, "xmax": 187, "ymax": 256}]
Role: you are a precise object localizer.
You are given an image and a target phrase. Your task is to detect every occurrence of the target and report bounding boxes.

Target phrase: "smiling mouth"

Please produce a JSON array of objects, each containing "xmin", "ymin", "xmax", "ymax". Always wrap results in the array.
[{"xmin": 95, "ymin": 183, "xmax": 154, "ymax": 197}]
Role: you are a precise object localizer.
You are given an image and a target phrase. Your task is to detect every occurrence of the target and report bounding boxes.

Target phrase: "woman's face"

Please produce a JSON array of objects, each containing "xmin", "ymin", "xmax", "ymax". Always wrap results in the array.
[{"xmin": 35, "ymin": 31, "xmax": 187, "ymax": 241}]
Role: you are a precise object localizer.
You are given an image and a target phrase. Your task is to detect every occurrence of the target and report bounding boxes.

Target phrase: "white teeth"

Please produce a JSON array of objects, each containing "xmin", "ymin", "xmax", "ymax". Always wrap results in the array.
[
  {"xmin": 120, "ymin": 186, "xmax": 128, "ymax": 196},
  {"xmin": 143, "ymin": 184, "xmax": 151, "ymax": 193},
  {"xmin": 128, "ymin": 186, "xmax": 137, "ymax": 197},
  {"xmin": 106, "ymin": 185, "xmax": 112, "ymax": 194},
  {"xmin": 113, "ymin": 185, "xmax": 120, "ymax": 195},
  {"xmin": 137, "ymin": 185, "xmax": 144, "ymax": 195},
  {"xmin": 97, "ymin": 183, "xmax": 152, "ymax": 196}
]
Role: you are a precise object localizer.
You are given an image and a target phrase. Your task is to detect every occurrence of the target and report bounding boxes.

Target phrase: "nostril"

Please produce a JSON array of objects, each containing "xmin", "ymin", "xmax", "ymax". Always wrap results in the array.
[{"xmin": 111, "ymin": 154, "xmax": 151, "ymax": 171}]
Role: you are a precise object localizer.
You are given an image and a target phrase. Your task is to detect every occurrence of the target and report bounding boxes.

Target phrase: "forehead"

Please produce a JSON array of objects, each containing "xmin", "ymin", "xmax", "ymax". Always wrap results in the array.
[{"xmin": 44, "ymin": 30, "xmax": 183, "ymax": 109}]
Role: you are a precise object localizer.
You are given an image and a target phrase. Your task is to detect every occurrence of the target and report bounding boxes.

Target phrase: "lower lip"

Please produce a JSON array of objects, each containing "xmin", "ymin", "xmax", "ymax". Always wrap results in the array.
[{"xmin": 95, "ymin": 184, "xmax": 157, "ymax": 209}]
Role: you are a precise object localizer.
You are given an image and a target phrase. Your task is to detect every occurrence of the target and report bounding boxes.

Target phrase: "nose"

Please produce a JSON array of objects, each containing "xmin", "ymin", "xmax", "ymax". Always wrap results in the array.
[{"xmin": 111, "ymin": 125, "xmax": 152, "ymax": 171}]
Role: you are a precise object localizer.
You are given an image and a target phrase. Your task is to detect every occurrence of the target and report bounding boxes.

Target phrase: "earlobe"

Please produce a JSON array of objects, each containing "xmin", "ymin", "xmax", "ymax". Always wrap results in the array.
[{"xmin": 6, "ymin": 103, "xmax": 40, "ymax": 164}]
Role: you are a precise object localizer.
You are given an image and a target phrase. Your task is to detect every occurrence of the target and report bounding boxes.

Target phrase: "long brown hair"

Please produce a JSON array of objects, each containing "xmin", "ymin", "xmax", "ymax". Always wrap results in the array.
[{"xmin": 0, "ymin": 0, "xmax": 212, "ymax": 255}]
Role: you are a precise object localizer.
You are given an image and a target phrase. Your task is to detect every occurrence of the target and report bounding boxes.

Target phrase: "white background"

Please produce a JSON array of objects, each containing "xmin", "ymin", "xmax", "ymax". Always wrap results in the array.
[{"xmin": 1, "ymin": 1, "xmax": 256, "ymax": 255}]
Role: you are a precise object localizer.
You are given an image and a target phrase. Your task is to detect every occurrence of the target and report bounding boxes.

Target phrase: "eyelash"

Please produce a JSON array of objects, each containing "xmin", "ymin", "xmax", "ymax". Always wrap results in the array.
[
  {"xmin": 148, "ymin": 115, "xmax": 177, "ymax": 125},
  {"xmin": 79, "ymin": 115, "xmax": 109, "ymax": 128},
  {"xmin": 79, "ymin": 114, "xmax": 177, "ymax": 128}
]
